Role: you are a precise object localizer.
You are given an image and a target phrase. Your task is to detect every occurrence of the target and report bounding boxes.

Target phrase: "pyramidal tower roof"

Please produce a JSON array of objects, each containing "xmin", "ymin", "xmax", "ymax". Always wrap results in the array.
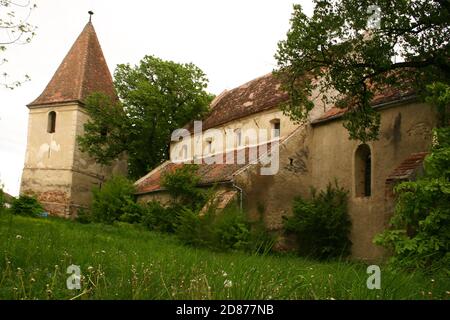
[{"xmin": 28, "ymin": 20, "xmax": 116, "ymax": 107}]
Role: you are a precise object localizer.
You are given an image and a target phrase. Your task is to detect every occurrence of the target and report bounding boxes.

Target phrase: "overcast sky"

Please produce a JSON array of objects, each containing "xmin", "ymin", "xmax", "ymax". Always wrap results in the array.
[{"xmin": 0, "ymin": 0, "xmax": 314, "ymax": 195}]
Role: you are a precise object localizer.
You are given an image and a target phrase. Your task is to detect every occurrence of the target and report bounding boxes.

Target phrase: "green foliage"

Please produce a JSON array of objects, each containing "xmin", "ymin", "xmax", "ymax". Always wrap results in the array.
[
  {"xmin": 212, "ymin": 208, "xmax": 251, "ymax": 251},
  {"xmin": 91, "ymin": 176, "xmax": 137, "ymax": 224},
  {"xmin": 275, "ymin": 0, "xmax": 450, "ymax": 142},
  {"xmin": 174, "ymin": 207, "xmax": 214, "ymax": 248},
  {"xmin": 10, "ymin": 195, "xmax": 44, "ymax": 217},
  {"xmin": 161, "ymin": 165, "xmax": 207, "ymax": 210},
  {"xmin": 0, "ymin": 186, "xmax": 5, "ymax": 212},
  {"xmin": 284, "ymin": 182, "xmax": 351, "ymax": 259},
  {"xmin": 174, "ymin": 205, "xmax": 273, "ymax": 253},
  {"xmin": 375, "ymin": 126, "xmax": 450, "ymax": 271},
  {"xmin": 75, "ymin": 207, "xmax": 92, "ymax": 224},
  {"xmin": 78, "ymin": 55, "xmax": 213, "ymax": 179},
  {"xmin": 141, "ymin": 201, "xmax": 179, "ymax": 233}
]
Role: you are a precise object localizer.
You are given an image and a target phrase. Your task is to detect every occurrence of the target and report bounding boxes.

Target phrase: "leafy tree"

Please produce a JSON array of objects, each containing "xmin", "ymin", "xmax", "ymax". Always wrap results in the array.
[
  {"xmin": 375, "ymin": 84, "xmax": 450, "ymax": 271},
  {"xmin": 275, "ymin": 0, "xmax": 449, "ymax": 142},
  {"xmin": 78, "ymin": 55, "xmax": 212, "ymax": 179},
  {"xmin": 0, "ymin": 0, "xmax": 37, "ymax": 89}
]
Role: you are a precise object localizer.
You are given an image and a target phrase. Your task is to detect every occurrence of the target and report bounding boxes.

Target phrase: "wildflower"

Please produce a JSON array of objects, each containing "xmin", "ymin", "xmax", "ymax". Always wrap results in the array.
[
  {"xmin": 30, "ymin": 278, "xmax": 36, "ymax": 283},
  {"xmin": 16, "ymin": 235, "xmax": 22, "ymax": 239},
  {"xmin": 222, "ymin": 271, "xmax": 228, "ymax": 277},
  {"xmin": 101, "ymin": 250, "xmax": 106, "ymax": 254},
  {"xmin": 330, "ymin": 297, "xmax": 336, "ymax": 300},
  {"xmin": 224, "ymin": 280, "xmax": 233, "ymax": 288},
  {"xmin": 431, "ymin": 279, "xmax": 435, "ymax": 283}
]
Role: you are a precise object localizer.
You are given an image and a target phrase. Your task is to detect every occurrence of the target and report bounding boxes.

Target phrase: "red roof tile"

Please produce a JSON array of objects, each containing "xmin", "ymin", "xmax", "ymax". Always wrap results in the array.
[
  {"xmin": 313, "ymin": 87, "xmax": 416, "ymax": 124},
  {"xmin": 386, "ymin": 152, "xmax": 428, "ymax": 182},
  {"xmin": 186, "ymin": 73, "xmax": 289, "ymax": 131},
  {"xmin": 28, "ymin": 22, "xmax": 116, "ymax": 107}
]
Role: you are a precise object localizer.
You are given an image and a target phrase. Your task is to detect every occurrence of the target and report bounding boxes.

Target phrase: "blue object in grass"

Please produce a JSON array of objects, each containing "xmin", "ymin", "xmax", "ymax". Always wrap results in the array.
[{"xmin": 39, "ymin": 211, "xmax": 49, "ymax": 218}]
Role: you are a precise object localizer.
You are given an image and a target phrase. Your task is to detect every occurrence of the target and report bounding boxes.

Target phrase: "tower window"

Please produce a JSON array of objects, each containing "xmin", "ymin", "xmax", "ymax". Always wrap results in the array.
[
  {"xmin": 47, "ymin": 111, "xmax": 56, "ymax": 133},
  {"xmin": 355, "ymin": 144, "xmax": 372, "ymax": 197}
]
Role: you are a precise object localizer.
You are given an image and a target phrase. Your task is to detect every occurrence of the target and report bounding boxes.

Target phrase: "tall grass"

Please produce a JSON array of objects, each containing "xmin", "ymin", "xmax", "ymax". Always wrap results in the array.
[{"xmin": 0, "ymin": 213, "xmax": 448, "ymax": 300}]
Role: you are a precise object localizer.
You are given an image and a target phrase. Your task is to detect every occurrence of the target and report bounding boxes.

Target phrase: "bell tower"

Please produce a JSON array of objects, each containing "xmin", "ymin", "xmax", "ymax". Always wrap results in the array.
[{"xmin": 20, "ymin": 14, "xmax": 127, "ymax": 217}]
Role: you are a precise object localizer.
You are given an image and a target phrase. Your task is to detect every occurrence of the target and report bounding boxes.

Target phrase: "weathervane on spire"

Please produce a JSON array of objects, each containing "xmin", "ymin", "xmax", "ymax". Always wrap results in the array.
[{"xmin": 88, "ymin": 11, "xmax": 94, "ymax": 22}]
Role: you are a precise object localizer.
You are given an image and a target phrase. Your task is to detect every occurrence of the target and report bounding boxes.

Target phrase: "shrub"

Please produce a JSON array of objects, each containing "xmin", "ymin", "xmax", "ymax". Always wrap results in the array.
[
  {"xmin": 375, "ymin": 127, "xmax": 450, "ymax": 271},
  {"xmin": 10, "ymin": 195, "xmax": 44, "ymax": 217},
  {"xmin": 161, "ymin": 165, "xmax": 207, "ymax": 210},
  {"xmin": 284, "ymin": 182, "xmax": 351, "ymax": 259},
  {"xmin": 212, "ymin": 208, "xmax": 251, "ymax": 251},
  {"xmin": 75, "ymin": 207, "xmax": 92, "ymax": 224},
  {"xmin": 91, "ymin": 176, "xmax": 138, "ymax": 224},
  {"xmin": 175, "ymin": 207, "xmax": 214, "ymax": 247},
  {"xmin": 141, "ymin": 201, "xmax": 179, "ymax": 233}
]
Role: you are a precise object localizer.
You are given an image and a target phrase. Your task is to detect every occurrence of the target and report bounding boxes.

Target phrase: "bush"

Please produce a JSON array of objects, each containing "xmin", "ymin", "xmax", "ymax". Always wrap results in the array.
[
  {"xmin": 212, "ymin": 208, "xmax": 251, "ymax": 251},
  {"xmin": 91, "ymin": 176, "xmax": 138, "ymax": 224},
  {"xmin": 161, "ymin": 165, "xmax": 207, "ymax": 210},
  {"xmin": 141, "ymin": 201, "xmax": 179, "ymax": 233},
  {"xmin": 75, "ymin": 207, "xmax": 92, "ymax": 224},
  {"xmin": 375, "ymin": 127, "xmax": 450, "ymax": 271},
  {"xmin": 284, "ymin": 182, "xmax": 351, "ymax": 259},
  {"xmin": 10, "ymin": 195, "xmax": 44, "ymax": 217},
  {"xmin": 175, "ymin": 207, "xmax": 214, "ymax": 247},
  {"xmin": 174, "ymin": 205, "xmax": 273, "ymax": 253}
]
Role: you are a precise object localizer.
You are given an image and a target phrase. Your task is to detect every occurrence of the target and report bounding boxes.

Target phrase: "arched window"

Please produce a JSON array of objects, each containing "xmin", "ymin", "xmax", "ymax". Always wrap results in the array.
[
  {"xmin": 355, "ymin": 144, "xmax": 372, "ymax": 197},
  {"xmin": 47, "ymin": 111, "xmax": 56, "ymax": 133}
]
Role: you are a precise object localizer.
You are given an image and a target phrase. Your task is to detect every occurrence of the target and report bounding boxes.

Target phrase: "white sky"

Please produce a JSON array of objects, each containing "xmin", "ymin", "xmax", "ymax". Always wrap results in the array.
[{"xmin": 0, "ymin": 0, "xmax": 314, "ymax": 195}]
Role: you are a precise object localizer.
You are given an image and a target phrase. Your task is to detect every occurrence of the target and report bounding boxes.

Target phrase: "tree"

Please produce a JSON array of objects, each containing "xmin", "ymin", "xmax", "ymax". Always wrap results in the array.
[
  {"xmin": 275, "ymin": 0, "xmax": 449, "ymax": 142},
  {"xmin": 78, "ymin": 55, "xmax": 213, "ymax": 179},
  {"xmin": 0, "ymin": 0, "xmax": 37, "ymax": 89}
]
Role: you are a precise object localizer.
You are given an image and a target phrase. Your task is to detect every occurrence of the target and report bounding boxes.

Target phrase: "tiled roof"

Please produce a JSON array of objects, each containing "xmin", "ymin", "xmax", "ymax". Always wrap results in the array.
[
  {"xmin": 386, "ymin": 152, "xmax": 428, "ymax": 182},
  {"xmin": 28, "ymin": 22, "xmax": 116, "ymax": 107},
  {"xmin": 313, "ymin": 87, "xmax": 416, "ymax": 124},
  {"xmin": 186, "ymin": 73, "xmax": 289, "ymax": 131},
  {"xmin": 135, "ymin": 142, "xmax": 276, "ymax": 194}
]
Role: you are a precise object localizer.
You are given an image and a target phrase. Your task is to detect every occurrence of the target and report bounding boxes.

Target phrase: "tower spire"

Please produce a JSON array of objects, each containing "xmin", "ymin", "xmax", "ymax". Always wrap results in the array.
[
  {"xmin": 88, "ymin": 11, "xmax": 94, "ymax": 22},
  {"xmin": 28, "ymin": 17, "xmax": 116, "ymax": 107}
]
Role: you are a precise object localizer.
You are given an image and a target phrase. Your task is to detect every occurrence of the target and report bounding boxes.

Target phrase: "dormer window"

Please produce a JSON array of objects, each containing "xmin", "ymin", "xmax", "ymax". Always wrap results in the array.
[{"xmin": 47, "ymin": 111, "xmax": 56, "ymax": 133}]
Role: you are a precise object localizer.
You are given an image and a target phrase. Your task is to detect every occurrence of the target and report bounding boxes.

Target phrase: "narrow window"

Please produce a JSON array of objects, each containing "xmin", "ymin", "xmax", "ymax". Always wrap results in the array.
[
  {"xmin": 271, "ymin": 119, "xmax": 280, "ymax": 138},
  {"xmin": 355, "ymin": 144, "xmax": 372, "ymax": 197},
  {"xmin": 47, "ymin": 111, "xmax": 56, "ymax": 133},
  {"xmin": 206, "ymin": 138, "xmax": 213, "ymax": 154}
]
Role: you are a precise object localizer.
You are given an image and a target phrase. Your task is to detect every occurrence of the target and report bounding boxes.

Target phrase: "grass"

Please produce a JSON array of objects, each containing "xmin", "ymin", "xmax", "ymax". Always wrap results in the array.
[{"xmin": 0, "ymin": 213, "xmax": 448, "ymax": 300}]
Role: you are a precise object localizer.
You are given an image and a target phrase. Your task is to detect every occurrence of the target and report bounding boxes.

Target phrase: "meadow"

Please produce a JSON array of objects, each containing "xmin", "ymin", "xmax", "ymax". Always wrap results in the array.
[{"xmin": 0, "ymin": 213, "xmax": 448, "ymax": 300}]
